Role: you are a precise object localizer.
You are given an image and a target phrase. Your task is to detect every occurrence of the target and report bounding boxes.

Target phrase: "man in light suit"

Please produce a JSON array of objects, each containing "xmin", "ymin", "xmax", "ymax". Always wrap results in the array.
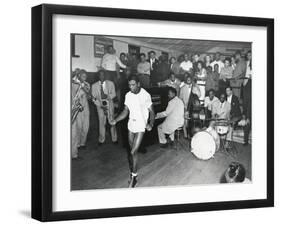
[
  {"xmin": 156, "ymin": 87, "xmax": 184, "ymax": 148},
  {"xmin": 72, "ymin": 70, "xmax": 90, "ymax": 159},
  {"xmin": 212, "ymin": 93, "xmax": 232, "ymax": 148},
  {"xmin": 212, "ymin": 93, "xmax": 231, "ymax": 120},
  {"xmin": 179, "ymin": 74, "xmax": 201, "ymax": 139},
  {"xmin": 92, "ymin": 70, "xmax": 117, "ymax": 145}
]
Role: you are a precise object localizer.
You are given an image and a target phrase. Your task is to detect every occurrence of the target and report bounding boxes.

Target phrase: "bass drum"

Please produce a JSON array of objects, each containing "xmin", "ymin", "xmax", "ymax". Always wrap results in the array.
[
  {"xmin": 191, "ymin": 131, "xmax": 218, "ymax": 160},
  {"xmin": 206, "ymin": 126, "xmax": 220, "ymax": 151}
]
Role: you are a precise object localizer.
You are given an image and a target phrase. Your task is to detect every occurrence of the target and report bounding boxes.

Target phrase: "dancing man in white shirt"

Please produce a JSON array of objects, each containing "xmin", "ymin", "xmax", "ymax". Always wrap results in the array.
[{"xmin": 110, "ymin": 75, "xmax": 155, "ymax": 188}]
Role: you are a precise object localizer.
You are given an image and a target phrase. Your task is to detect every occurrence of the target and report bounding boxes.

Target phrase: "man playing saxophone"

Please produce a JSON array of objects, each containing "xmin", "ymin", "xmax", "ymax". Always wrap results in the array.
[
  {"xmin": 92, "ymin": 70, "xmax": 118, "ymax": 145},
  {"xmin": 71, "ymin": 69, "xmax": 90, "ymax": 159}
]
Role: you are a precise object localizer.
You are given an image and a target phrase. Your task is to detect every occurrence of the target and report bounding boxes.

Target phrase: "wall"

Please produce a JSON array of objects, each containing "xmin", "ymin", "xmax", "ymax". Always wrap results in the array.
[
  {"xmin": 1, "ymin": 1, "xmax": 280, "ymax": 226},
  {"xmin": 207, "ymin": 46, "xmax": 252, "ymax": 56},
  {"xmin": 72, "ymin": 34, "xmax": 183, "ymax": 72},
  {"xmin": 72, "ymin": 35, "xmax": 100, "ymax": 72},
  {"xmin": 113, "ymin": 40, "xmax": 128, "ymax": 58}
]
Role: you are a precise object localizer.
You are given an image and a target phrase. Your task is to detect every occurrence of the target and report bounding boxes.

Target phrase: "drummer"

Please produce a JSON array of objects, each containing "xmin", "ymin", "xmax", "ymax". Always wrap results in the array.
[
  {"xmin": 204, "ymin": 89, "xmax": 219, "ymax": 120},
  {"xmin": 211, "ymin": 93, "xmax": 232, "ymax": 148},
  {"xmin": 211, "ymin": 93, "xmax": 231, "ymax": 120}
]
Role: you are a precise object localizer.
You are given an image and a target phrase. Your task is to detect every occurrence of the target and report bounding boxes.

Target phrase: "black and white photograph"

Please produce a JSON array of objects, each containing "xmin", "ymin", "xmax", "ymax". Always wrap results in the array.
[
  {"xmin": 71, "ymin": 34, "xmax": 252, "ymax": 190},
  {"xmin": 29, "ymin": 3, "xmax": 274, "ymax": 222},
  {"xmin": 0, "ymin": 0, "xmax": 279, "ymax": 224}
]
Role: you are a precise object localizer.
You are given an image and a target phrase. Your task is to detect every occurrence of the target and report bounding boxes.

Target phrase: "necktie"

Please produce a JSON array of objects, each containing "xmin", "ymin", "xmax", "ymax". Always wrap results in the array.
[
  {"xmin": 101, "ymin": 82, "xmax": 106, "ymax": 99},
  {"xmin": 151, "ymin": 59, "xmax": 154, "ymax": 70}
]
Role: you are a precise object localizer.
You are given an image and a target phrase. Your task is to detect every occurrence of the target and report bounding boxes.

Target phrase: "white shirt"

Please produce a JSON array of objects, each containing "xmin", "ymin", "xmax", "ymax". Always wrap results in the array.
[
  {"xmin": 210, "ymin": 60, "xmax": 224, "ymax": 73},
  {"xmin": 156, "ymin": 96, "xmax": 184, "ymax": 134},
  {"xmin": 212, "ymin": 100, "xmax": 231, "ymax": 119},
  {"xmin": 101, "ymin": 53, "xmax": 126, "ymax": 71},
  {"xmin": 180, "ymin": 60, "xmax": 193, "ymax": 71},
  {"xmin": 227, "ymin": 95, "xmax": 232, "ymax": 104},
  {"xmin": 100, "ymin": 81, "xmax": 106, "ymax": 92},
  {"xmin": 124, "ymin": 88, "xmax": 152, "ymax": 133},
  {"xmin": 204, "ymin": 96, "xmax": 219, "ymax": 111},
  {"xmin": 179, "ymin": 82, "xmax": 185, "ymax": 88},
  {"xmin": 244, "ymin": 60, "xmax": 252, "ymax": 86},
  {"xmin": 150, "ymin": 58, "xmax": 156, "ymax": 70}
]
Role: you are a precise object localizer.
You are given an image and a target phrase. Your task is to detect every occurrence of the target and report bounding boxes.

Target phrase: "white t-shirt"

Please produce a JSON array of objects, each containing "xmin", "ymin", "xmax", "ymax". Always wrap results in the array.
[
  {"xmin": 180, "ymin": 61, "xmax": 193, "ymax": 71},
  {"xmin": 124, "ymin": 88, "xmax": 152, "ymax": 133}
]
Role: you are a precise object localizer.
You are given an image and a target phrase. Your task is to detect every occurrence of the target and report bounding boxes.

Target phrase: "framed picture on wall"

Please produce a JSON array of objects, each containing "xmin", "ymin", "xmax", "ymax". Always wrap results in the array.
[
  {"xmin": 94, "ymin": 36, "xmax": 114, "ymax": 58},
  {"xmin": 32, "ymin": 4, "xmax": 274, "ymax": 222}
]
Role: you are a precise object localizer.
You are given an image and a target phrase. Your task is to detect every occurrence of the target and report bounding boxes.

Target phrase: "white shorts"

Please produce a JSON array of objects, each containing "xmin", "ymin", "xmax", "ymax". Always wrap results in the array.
[{"xmin": 128, "ymin": 118, "xmax": 146, "ymax": 133}]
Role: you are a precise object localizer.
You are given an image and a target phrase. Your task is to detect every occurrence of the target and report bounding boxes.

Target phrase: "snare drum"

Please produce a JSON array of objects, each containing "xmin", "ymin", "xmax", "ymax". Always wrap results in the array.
[
  {"xmin": 215, "ymin": 120, "xmax": 230, "ymax": 135},
  {"xmin": 191, "ymin": 131, "xmax": 218, "ymax": 160}
]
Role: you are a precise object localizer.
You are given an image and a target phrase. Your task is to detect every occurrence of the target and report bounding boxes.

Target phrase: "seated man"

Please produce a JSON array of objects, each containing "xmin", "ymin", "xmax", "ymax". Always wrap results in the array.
[
  {"xmin": 226, "ymin": 86, "xmax": 242, "ymax": 121},
  {"xmin": 226, "ymin": 86, "xmax": 242, "ymax": 145},
  {"xmin": 158, "ymin": 72, "xmax": 181, "ymax": 95},
  {"xmin": 212, "ymin": 92, "xmax": 236, "ymax": 148},
  {"xmin": 204, "ymin": 89, "xmax": 219, "ymax": 119},
  {"xmin": 212, "ymin": 93, "xmax": 231, "ymax": 120},
  {"xmin": 156, "ymin": 87, "xmax": 184, "ymax": 148}
]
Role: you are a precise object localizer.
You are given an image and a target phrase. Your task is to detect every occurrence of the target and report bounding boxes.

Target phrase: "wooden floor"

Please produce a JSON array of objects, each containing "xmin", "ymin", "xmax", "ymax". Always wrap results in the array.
[{"xmin": 71, "ymin": 137, "xmax": 251, "ymax": 190}]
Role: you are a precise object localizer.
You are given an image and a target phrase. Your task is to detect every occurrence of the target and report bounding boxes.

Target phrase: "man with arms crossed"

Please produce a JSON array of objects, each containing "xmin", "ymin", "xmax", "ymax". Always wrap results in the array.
[{"xmin": 110, "ymin": 75, "xmax": 155, "ymax": 188}]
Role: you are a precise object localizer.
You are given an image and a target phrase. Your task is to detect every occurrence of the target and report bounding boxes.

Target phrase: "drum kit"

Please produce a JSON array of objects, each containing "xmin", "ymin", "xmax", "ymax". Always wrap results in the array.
[{"xmin": 190, "ymin": 118, "xmax": 232, "ymax": 160}]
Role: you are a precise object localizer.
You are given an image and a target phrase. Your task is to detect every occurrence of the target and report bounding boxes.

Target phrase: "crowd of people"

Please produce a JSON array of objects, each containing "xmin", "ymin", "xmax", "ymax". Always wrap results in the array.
[{"xmin": 71, "ymin": 44, "xmax": 252, "ymax": 187}]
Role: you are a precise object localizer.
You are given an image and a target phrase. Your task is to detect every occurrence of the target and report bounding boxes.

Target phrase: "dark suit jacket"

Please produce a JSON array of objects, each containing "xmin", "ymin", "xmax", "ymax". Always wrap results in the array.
[
  {"xmin": 156, "ymin": 62, "xmax": 170, "ymax": 82},
  {"xmin": 170, "ymin": 61, "xmax": 181, "ymax": 75},
  {"xmin": 229, "ymin": 94, "xmax": 242, "ymax": 119},
  {"xmin": 147, "ymin": 58, "xmax": 159, "ymax": 73}
]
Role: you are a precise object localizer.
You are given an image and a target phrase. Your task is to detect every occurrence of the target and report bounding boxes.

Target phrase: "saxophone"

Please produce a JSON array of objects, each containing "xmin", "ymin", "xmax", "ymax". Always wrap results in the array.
[{"xmin": 71, "ymin": 78, "xmax": 84, "ymax": 124}]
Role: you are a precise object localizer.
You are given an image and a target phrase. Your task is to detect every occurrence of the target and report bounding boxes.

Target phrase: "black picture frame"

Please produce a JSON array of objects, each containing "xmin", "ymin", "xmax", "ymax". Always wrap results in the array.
[{"xmin": 31, "ymin": 3, "xmax": 274, "ymax": 222}]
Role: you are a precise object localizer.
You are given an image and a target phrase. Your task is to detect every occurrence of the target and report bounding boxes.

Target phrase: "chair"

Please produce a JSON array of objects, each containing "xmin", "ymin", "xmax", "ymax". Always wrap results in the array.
[{"xmin": 175, "ymin": 126, "xmax": 183, "ymax": 151}]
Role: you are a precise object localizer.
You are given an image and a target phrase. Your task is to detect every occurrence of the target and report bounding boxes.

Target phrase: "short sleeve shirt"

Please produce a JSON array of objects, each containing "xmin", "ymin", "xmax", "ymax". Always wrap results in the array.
[
  {"xmin": 180, "ymin": 61, "xmax": 193, "ymax": 71},
  {"xmin": 124, "ymin": 88, "xmax": 152, "ymax": 133}
]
